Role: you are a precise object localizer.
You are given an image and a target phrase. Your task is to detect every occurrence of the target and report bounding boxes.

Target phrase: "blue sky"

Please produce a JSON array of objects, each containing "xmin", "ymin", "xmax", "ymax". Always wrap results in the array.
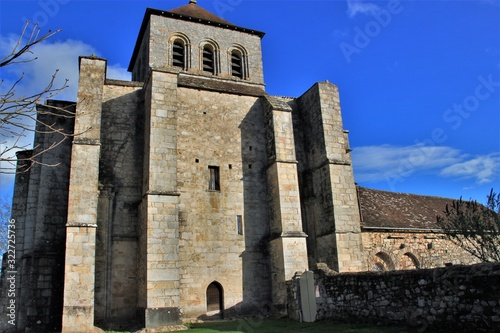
[{"xmin": 0, "ymin": 0, "xmax": 499, "ymax": 204}]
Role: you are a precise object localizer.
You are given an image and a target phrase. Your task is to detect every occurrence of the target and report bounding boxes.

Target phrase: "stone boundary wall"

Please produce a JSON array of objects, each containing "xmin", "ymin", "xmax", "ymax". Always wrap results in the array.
[{"xmin": 288, "ymin": 263, "xmax": 500, "ymax": 331}]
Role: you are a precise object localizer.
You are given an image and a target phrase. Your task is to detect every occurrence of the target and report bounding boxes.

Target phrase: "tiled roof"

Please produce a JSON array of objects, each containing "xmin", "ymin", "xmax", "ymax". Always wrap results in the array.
[
  {"xmin": 168, "ymin": 2, "xmax": 235, "ymax": 26},
  {"xmin": 357, "ymin": 187, "xmax": 455, "ymax": 230},
  {"xmin": 164, "ymin": 3, "xmax": 265, "ymax": 36}
]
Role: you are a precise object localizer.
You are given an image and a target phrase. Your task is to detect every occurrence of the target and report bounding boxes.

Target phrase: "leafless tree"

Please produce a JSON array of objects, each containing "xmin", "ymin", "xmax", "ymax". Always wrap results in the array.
[
  {"xmin": 436, "ymin": 189, "xmax": 500, "ymax": 262},
  {"xmin": 1, "ymin": 21, "xmax": 75, "ymax": 174}
]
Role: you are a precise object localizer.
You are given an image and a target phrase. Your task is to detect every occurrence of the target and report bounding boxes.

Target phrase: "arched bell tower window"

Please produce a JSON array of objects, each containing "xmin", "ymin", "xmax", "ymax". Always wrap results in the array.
[
  {"xmin": 229, "ymin": 45, "xmax": 248, "ymax": 79},
  {"xmin": 172, "ymin": 39, "xmax": 185, "ymax": 69},
  {"xmin": 231, "ymin": 50, "xmax": 243, "ymax": 79},
  {"xmin": 202, "ymin": 45, "xmax": 215, "ymax": 74},
  {"xmin": 170, "ymin": 34, "xmax": 190, "ymax": 70}
]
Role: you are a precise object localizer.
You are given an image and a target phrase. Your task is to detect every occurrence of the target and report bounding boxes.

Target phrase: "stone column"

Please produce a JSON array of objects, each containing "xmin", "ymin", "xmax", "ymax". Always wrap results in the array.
[
  {"xmin": 263, "ymin": 96, "xmax": 309, "ymax": 313},
  {"xmin": 61, "ymin": 56, "xmax": 106, "ymax": 333},
  {"xmin": 138, "ymin": 70, "xmax": 181, "ymax": 327}
]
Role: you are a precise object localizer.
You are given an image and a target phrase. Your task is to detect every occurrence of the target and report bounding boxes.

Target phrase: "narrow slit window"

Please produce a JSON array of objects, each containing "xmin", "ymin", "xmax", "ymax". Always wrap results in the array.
[
  {"xmin": 237, "ymin": 215, "xmax": 243, "ymax": 235},
  {"xmin": 208, "ymin": 166, "xmax": 220, "ymax": 191},
  {"xmin": 203, "ymin": 45, "xmax": 215, "ymax": 74},
  {"xmin": 172, "ymin": 40, "xmax": 185, "ymax": 69}
]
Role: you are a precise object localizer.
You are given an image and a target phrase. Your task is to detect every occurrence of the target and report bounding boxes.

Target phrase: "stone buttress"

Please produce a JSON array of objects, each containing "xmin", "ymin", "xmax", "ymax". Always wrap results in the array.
[
  {"xmin": 263, "ymin": 96, "xmax": 309, "ymax": 312},
  {"xmin": 294, "ymin": 82, "xmax": 363, "ymax": 272},
  {"xmin": 137, "ymin": 69, "xmax": 181, "ymax": 327},
  {"xmin": 61, "ymin": 56, "xmax": 106, "ymax": 332}
]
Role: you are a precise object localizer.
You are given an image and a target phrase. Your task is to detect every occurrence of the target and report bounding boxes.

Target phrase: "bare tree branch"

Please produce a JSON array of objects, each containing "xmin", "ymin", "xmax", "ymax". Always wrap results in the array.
[
  {"xmin": 0, "ymin": 21, "xmax": 61, "ymax": 67},
  {"xmin": 0, "ymin": 21, "xmax": 77, "ymax": 174},
  {"xmin": 436, "ymin": 189, "xmax": 500, "ymax": 263}
]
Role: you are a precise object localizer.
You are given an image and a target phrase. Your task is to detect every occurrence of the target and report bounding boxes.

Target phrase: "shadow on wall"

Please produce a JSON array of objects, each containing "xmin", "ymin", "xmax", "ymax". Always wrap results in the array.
[
  {"xmin": 196, "ymin": 99, "xmax": 273, "ymax": 322},
  {"xmin": 239, "ymin": 99, "xmax": 272, "ymax": 313}
]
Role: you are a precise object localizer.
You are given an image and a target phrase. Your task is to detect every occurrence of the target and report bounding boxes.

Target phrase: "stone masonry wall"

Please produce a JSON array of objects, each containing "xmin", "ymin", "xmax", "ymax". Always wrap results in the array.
[
  {"xmin": 361, "ymin": 231, "xmax": 480, "ymax": 271},
  {"xmin": 176, "ymin": 88, "xmax": 272, "ymax": 318},
  {"xmin": 2, "ymin": 100, "xmax": 75, "ymax": 333},
  {"xmin": 94, "ymin": 80, "xmax": 144, "ymax": 326},
  {"xmin": 132, "ymin": 13, "xmax": 264, "ymax": 85},
  {"xmin": 288, "ymin": 263, "xmax": 500, "ymax": 332},
  {"xmin": 24, "ymin": 103, "xmax": 74, "ymax": 332}
]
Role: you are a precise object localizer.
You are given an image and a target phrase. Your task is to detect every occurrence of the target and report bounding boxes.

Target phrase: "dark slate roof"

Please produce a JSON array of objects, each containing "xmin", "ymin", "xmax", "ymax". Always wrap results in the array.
[
  {"xmin": 164, "ymin": 3, "xmax": 264, "ymax": 36},
  {"xmin": 357, "ymin": 187, "xmax": 455, "ymax": 230},
  {"xmin": 168, "ymin": 2, "xmax": 235, "ymax": 27},
  {"xmin": 128, "ymin": 3, "xmax": 265, "ymax": 71}
]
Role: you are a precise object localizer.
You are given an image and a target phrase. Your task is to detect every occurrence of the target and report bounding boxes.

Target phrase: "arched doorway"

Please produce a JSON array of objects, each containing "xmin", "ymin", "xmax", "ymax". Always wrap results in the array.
[
  {"xmin": 400, "ymin": 252, "xmax": 420, "ymax": 270},
  {"xmin": 372, "ymin": 252, "xmax": 395, "ymax": 271},
  {"xmin": 206, "ymin": 281, "xmax": 224, "ymax": 318}
]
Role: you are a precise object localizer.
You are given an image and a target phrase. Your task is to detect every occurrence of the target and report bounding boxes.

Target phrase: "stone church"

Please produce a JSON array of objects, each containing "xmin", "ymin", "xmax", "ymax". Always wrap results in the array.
[{"xmin": 1, "ymin": 1, "xmax": 478, "ymax": 332}]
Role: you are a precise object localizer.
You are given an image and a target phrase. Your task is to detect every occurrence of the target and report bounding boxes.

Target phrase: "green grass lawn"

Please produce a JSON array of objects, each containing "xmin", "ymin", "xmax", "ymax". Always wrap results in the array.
[{"xmin": 186, "ymin": 319, "xmax": 421, "ymax": 333}]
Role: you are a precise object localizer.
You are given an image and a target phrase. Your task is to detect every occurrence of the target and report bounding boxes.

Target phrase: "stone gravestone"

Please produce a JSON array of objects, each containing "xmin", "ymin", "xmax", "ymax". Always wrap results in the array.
[{"xmin": 299, "ymin": 271, "xmax": 317, "ymax": 322}]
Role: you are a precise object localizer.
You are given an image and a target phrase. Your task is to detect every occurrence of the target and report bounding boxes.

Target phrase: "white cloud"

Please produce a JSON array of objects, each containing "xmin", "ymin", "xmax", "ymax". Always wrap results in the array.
[
  {"xmin": 1, "ymin": 34, "xmax": 129, "ymax": 190},
  {"xmin": 1, "ymin": 35, "xmax": 130, "ymax": 103},
  {"xmin": 352, "ymin": 144, "xmax": 463, "ymax": 180},
  {"xmin": 352, "ymin": 144, "xmax": 500, "ymax": 186},
  {"xmin": 107, "ymin": 63, "xmax": 131, "ymax": 81},
  {"xmin": 440, "ymin": 153, "xmax": 500, "ymax": 185},
  {"xmin": 346, "ymin": 0, "xmax": 381, "ymax": 18},
  {"xmin": 1, "ymin": 37, "xmax": 91, "ymax": 102}
]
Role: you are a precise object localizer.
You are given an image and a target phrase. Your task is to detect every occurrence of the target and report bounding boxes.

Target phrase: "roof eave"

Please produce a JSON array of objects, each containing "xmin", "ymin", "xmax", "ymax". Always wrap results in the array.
[
  {"xmin": 361, "ymin": 226, "xmax": 444, "ymax": 233},
  {"xmin": 158, "ymin": 7, "xmax": 265, "ymax": 37}
]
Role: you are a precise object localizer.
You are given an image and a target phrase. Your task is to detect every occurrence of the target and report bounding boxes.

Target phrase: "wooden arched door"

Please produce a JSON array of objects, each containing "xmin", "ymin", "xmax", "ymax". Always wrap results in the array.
[{"xmin": 206, "ymin": 281, "xmax": 224, "ymax": 318}]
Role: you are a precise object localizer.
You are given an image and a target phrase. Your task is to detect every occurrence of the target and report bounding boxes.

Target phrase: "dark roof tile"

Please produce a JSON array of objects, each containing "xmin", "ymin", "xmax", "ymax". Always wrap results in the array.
[
  {"xmin": 358, "ymin": 187, "xmax": 455, "ymax": 230},
  {"xmin": 168, "ymin": 2, "xmax": 235, "ymax": 26}
]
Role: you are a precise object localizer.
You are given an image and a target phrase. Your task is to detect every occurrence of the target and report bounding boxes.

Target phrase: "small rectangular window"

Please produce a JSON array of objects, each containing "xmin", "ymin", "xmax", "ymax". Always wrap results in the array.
[
  {"xmin": 237, "ymin": 215, "xmax": 243, "ymax": 235},
  {"xmin": 208, "ymin": 166, "xmax": 220, "ymax": 191}
]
